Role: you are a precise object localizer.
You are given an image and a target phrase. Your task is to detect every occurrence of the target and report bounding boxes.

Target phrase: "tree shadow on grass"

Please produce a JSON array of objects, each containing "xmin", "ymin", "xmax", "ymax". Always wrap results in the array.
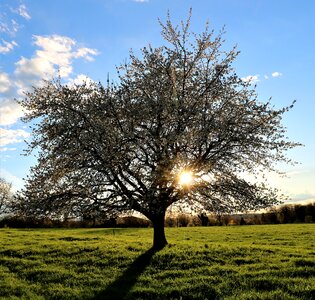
[{"xmin": 93, "ymin": 247, "xmax": 157, "ymax": 300}]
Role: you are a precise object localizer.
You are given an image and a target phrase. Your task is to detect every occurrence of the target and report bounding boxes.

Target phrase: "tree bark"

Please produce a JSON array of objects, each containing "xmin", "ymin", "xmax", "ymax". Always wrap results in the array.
[{"xmin": 152, "ymin": 212, "xmax": 167, "ymax": 250}]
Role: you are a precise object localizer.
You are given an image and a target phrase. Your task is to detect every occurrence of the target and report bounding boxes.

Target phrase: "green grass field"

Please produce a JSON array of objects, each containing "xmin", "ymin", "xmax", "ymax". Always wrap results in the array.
[{"xmin": 0, "ymin": 224, "xmax": 314, "ymax": 299}]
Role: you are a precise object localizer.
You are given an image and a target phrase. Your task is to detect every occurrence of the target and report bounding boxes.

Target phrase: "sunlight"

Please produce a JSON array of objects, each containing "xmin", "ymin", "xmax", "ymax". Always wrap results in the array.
[{"xmin": 178, "ymin": 171, "xmax": 194, "ymax": 187}]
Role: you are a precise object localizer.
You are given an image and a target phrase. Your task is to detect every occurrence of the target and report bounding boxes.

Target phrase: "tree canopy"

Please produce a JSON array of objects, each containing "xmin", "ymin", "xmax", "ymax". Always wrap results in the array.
[{"xmin": 17, "ymin": 12, "xmax": 300, "ymax": 249}]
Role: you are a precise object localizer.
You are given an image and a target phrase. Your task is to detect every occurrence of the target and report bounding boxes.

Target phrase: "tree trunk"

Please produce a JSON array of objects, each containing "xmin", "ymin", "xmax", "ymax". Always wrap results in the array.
[{"xmin": 152, "ymin": 212, "xmax": 167, "ymax": 250}]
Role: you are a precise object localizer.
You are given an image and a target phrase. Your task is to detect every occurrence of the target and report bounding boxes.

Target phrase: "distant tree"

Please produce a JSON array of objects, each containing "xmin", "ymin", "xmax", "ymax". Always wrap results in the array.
[
  {"xmin": 17, "ymin": 11, "xmax": 300, "ymax": 249},
  {"xmin": 304, "ymin": 203, "xmax": 315, "ymax": 222},
  {"xmin": 0, "ymin": 177, "xmax": 13, "ymax": 215},
  {"xmin": 261, "ymin": 210, "xmax": 279, "ymax": 225},
  {"xmin": 278, "ymin": 205, "xmax": 294, "ymax": 224},
  {"xmin": 198, "ymin": 213, "xmax": 209, "ymax": 226},
  {"xmin": 294, "ymin": 204, "xmax": 310, "ymax": 223},
  {"xmin": 240, "ymin": 217, "xmax": 247, "ymax": 225},
  {"xmin": 176, "ymin": 214, "xmax": 190, "ymax": 227}
]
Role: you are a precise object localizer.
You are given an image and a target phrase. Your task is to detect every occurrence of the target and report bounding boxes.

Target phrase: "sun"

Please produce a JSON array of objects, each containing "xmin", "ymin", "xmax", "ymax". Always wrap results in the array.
[{"xmin": 178, "ymin": 171, "xmax": 193, "ymax": 186}]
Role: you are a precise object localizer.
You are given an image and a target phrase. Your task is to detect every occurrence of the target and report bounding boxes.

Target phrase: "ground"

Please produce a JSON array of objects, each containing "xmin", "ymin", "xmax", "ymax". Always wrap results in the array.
[{"xmin": 0, "ymin": 224, "xmax": 314, "ymax": 299}]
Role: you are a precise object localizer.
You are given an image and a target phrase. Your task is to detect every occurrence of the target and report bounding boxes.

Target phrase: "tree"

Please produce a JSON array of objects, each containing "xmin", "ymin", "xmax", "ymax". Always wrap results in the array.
[
  {"xmin": 0, "ymin": 177, "xmax": 13, "ymax": 215},
  {"xmin": 18, "ymin": 12, "xmax": 300, "ymax": 249}
]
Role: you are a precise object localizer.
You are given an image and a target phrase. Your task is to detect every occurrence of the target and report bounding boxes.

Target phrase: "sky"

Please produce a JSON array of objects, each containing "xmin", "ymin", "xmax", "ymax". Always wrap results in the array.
[{"xmin": 0, "ymin": 0, "xmax": 314, "ymax": 205}]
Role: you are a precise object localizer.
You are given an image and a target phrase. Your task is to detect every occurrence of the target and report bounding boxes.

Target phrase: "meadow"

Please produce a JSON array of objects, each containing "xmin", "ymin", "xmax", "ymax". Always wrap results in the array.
[{"xmin": 0, "ymin": 224, "xmax": 314, "ymax": 299}]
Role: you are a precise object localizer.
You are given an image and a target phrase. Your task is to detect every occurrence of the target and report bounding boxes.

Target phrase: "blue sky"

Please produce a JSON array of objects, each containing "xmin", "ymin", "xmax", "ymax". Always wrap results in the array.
[{"xmin": 0, "ymin": 0, "xmax": 314, "ymax": 204}]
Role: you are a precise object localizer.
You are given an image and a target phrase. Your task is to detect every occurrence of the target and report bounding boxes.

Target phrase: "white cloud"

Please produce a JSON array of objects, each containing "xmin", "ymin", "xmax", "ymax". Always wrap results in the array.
[
  {"xmin": 34, "ymin": 35, "xmax": 75, "ymax": 55},
  {"xmin": 0, "ymin": 128, "xmax": 29, "ymax": 146},
  {"xmin": 0, "ymin": 32, "xmax": 98, "ymax": 127},
  {"xmin": 16, "ymin": 4, "xmax": 31, "ymax": 20},
  {"xmin": 242, "ymin": 72, "xmax": 283, "ymax": 82},
  {"xmin": 241, "ymin": 74, "xmax": 260, "ymax": 84},
  {"xmin": 133, "ymin": 0, "xmax": 149, "ymax": 2},
  {"xmin": 0, "ymin": 73, "xmax": 23, "ymax": 127},
  {"xmin": 74, "ymin": 47, "xmax": 99, "ymax": 61},
  {"xmin": 272, "ymin": 71, "xmax": 282, "ymax": 78},
  {"xmin": 0, "ymin": 100, "xmax": 24, "ymax": 126},
  {"xmin": 0, "ymin": 72, "xmax": 12, "ymax": 93},
  {"xmin": 15, "ymin": 56, "xmax": 56, "ymax": 93},
  {"xmin": 16, "ymin": 35, "xmax": 75, "ymax": 81},
  {"xmin": 0, "ymin": 39, "xmax": 18, "ymax": 54},
  {"xmin": 34, "ymin": 35, "xmax": 99, "ymax": 68},
  {"xmin": 67, "ymin": 74, "xmax": 95, "ymax": 87},
  {"xmin": 14, "ymin": 34, "xmax": 99, "ymax": 92},
  {"xmin": 0, "ymin": 147, "xmax": 16, "ymax": 152}
]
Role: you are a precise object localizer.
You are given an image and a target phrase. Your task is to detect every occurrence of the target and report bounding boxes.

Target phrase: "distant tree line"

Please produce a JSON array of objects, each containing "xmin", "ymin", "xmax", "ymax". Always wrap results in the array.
[
  {"xmin": 164, "ymin": 203, "xmax": 315, "ymax": 227},
  {"xmin": 261, "ymin": 203, "xmax": 315, "ymax": 225},
  {"xmin": 1, "ymin": 202, "xmax": 314, "ymax": 228}
]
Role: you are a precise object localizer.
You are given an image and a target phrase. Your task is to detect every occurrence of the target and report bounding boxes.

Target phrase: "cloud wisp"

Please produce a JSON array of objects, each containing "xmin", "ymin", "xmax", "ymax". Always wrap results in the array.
[
  {"xmin": 241, "ymin": 74, "xmax": 260, "ymax": 84},
  {"xmin": 0, "ymin": 1, "xmax": 31, "ymax": 37},
  {"xmin": 0, "ymin": 39, "xmax": 18, "ymax": 54},
  {"xmin": 16, "ymin": 4, "xmax": 31, "ymax": 20},
  {"xmin": 272, "ymin": 71, "xmax": 283, "ymax": 78},
  {"xmin": 0, "ymin": 2, "xmax": 28, "ymax": 57},
  {"xmin": 0, "ymin": 18, "xmax": 20, "ymax": 36}
]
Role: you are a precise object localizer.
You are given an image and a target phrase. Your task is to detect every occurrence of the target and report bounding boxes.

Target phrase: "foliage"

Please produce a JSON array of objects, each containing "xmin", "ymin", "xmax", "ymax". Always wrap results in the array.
[
  {"xmin": 0, "ymin": 177, "xmax": 13, "ymax": 215},
  {"xmin": 0, "ymin": 225, "xmax": 314, "ymax": 299},
  {"xmin": 17, "ymin": 11, "xmax": 300, "ymax": 248},
  {"xmin": 264, "ymin": 203, "xmax": 315, "ymax": 224},
  {"xmin": 116, "ymin": 216, "xmax": 151, "ymax": 228}
]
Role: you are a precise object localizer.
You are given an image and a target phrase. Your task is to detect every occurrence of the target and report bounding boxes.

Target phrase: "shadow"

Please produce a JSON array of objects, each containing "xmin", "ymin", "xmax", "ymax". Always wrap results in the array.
[{"xmin": 93, "ymin": 247, "xmax": 157, "ymax": 300}]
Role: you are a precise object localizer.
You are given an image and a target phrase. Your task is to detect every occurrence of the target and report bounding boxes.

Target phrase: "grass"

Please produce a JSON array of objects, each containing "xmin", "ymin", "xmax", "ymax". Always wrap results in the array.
[{"xmin": 0, "ymin": 224, "xmax": 314, "ymax": 299}]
